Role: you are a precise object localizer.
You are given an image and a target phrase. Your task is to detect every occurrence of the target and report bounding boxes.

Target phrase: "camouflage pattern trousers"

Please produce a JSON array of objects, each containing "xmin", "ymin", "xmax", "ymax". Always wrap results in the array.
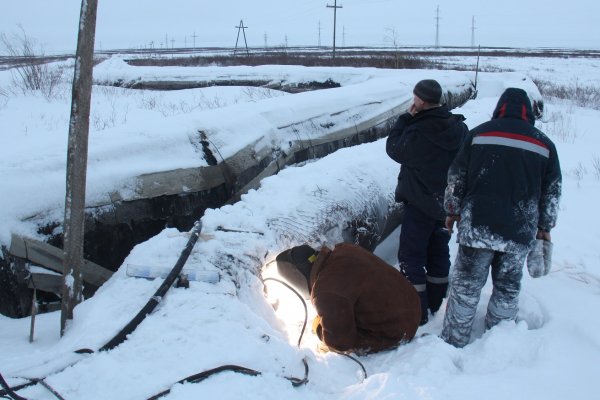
[{"xmin": 441, "ymin": 245, "xmax": 527, "ymax": 348}]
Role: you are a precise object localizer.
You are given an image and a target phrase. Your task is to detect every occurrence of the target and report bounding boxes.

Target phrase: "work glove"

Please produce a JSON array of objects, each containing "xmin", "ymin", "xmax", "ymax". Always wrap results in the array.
[
  {"xmin": 312, "ymin": 315, "xmax": 323, "ymax": 339},
  {"xmin": 527, "ymin": 238, "xmax": 553, "ymax": 278},
  {"xmin": 312, "ymin": 315, "xmax": 331, "ymax": 353},
  {"xmin": 316, "ymin": 342, "xmax": 331, "ymax": 353}
]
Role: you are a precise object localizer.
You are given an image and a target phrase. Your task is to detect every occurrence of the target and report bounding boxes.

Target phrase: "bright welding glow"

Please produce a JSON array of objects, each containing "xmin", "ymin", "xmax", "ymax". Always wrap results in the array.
[{"xmin": 261, "ymin": 260, "xmax": 320, "ymax": 350}]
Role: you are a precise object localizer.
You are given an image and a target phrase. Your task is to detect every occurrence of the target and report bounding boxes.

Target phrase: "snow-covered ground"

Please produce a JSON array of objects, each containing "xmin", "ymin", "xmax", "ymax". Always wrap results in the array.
[
  {"xmin": 1, "ymin": 54, "xmax": 599, "ymax": 399},
  {"xmin": 0, "ymin": 57, "xmax": 477, "ymax": 245}
]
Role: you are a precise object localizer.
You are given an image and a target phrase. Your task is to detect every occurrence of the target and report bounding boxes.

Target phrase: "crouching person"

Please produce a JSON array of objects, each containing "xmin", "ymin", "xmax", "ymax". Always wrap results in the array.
[
  {"xmin": 441, "ymin": 88, "xmax": 562, "ymax": 348},
  {"xmin": 276, "ymin": 243, "xmax": 421, "ymax": 354}
]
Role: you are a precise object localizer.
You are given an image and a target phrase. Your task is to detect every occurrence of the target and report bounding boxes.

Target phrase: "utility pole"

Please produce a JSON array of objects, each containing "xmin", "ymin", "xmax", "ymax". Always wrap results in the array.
[
  {"xmin": 471, "ymin": 16, "xmax": 476, "ymax": 48},
  {"xmin": 192, "ymin": 32, "xmax": 197, "ymax": 48},
  {"xmin": 318, "ymin": 20, "xmax": 322, "ymax": 47},
  {"xmin": 234, "ymin": 19, "xmax": 249, "ymax": 56},
  {"xmin": 435, "ymin": 5, "xmax": 440, "ymax": 48},
  {"xmin": 171, "ymin": 38, "xmax": 175, "ymax": 49},
  {"xmin": 165, "ymin": 33, "xmax": 168, "ymax": 50},
  {"xmin": 264, "ymin": 32, "xmax": 268, "ymax": 49},
  {"xmin": 342, "ymin": 25, "xmax": 346, "ymax": 48},
  {"xmin": 61, "ymin": 0, "xmax": 98, "ymax": 336},
  {"xmin": 326, "ymin": 1, "xmax": 342, "ymax": 59}
]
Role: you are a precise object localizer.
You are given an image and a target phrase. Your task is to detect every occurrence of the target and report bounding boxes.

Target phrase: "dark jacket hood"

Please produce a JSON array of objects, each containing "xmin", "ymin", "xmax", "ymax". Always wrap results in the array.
[
  {"xmin": 411, "ymin": 105, "xmax": 467, "ymax": 151},
  {"xmin": 492, "ymin": 88, "xmax": 535, "ymax": 125}
]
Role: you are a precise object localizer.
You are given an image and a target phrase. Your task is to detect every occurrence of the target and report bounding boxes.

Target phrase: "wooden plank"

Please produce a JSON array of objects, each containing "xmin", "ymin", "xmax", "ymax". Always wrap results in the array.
[
  {"xmin": 28, "ymin": 272, "xmax": 63, "ymax": 295},
  {"xmin": 9, "ymin": 234, "xmax": 113, "ymax": 287},
  {"xmin": 134, "ymin": 165, "xmax": 226, "ymax": 200},
  {"xmin": 8, "ymin": 234, "xmax": 27, "ymax": 258}
]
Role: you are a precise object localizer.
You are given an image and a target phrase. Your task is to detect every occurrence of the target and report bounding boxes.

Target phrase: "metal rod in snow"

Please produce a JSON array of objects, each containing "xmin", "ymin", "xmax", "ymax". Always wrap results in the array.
[
  {"xmin": 474, "ymin": 44, "xmax": 481, "ymax": 94},
  {"xmin": 61, "ymin": 0, "xmax": 98, "ymax": 336}
]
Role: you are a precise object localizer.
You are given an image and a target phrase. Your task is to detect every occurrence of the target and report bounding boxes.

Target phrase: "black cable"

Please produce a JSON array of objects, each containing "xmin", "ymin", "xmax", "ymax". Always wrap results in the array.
[
  {"xmin": 33, "ymin": 379, "xmax": 66, "ymax": 400},
  {"xmin": 262, "ymin": 277, "xmax": 311, "ymax": 386},
  {"xmin": 262, "ymin": 277, "xmax": 308, "ymax": 347},
  {"xmin": 334, "ymin": 351, "xmax": 368, "ymax": 382},
  {"xmin": 0, "ymin": 381, "xmax": 35, "ymax": 399},
  {"xmin": 145, "ymin": 276, "xmax": 312, "ymax": 399},
  {"xmin": 0, "ymin": 221, "xmax": 204, "ymax": 399},
  {"xmin": 286, "ymin": 358, "xmax": 309, "ymax": 387},
  {"xmin": 146, "ymin": 365, "xmax": 261, "ymax": 400},
  {"xmin": 0, "ymin": 373, "xmax": 27, "ymax": 400},
  {"xmin": 264, "ymin": 276, "xmax": 367, "ymax": 383},
  {"xmin": 100, "ymin": 221, "xmax": 203, "ymax": 352},
  {"xmin": 0, "ymin": 349, "xmax": 94, "ymax": 398}
]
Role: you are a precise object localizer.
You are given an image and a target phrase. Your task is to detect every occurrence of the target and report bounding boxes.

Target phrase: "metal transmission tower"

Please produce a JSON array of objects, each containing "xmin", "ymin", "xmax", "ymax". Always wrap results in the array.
[
  {"xmin": 435, "ymin": 5, "xmax": 440, "ymax": 48},
  {"xmin": 326, "ymin": 0, "xmax": 343, "ymax": 59},
  {"xmin": 234, "ymin": 19, "xmax": 250, "ymax": 56},
  {"xmin": 471, "ymin": 16, "xmax": 476, "ymax": 48}
]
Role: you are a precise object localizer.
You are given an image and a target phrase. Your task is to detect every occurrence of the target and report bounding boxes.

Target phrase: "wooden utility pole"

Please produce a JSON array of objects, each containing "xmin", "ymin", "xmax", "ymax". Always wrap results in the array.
[
  {"xmin": 326, "ymin": 1, "xmax": 342, "ymax": 59},
  {"xmin": 61, "ymin": 0, "xmax": 98, "ymax": 336}
]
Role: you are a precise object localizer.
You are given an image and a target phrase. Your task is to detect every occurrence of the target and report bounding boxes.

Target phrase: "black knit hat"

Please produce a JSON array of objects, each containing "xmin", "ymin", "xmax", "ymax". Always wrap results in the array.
[
  {"xmin": 276, "ymin": 244, "xmax": 317, "ymax": 299},
  {"xmin": 413, "ymin": 79, "xmax": 442, "ymax": 104}
]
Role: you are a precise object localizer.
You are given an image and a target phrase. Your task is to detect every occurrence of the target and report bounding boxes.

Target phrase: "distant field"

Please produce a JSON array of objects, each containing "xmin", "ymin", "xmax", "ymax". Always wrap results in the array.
[{"xmin": 2, "ymin": 46, "xmax": 600, "ymax": 71}]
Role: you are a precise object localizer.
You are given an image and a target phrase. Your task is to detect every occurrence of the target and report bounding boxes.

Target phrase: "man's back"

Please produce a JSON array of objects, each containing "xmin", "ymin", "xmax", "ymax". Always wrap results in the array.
[
  {"xmin": 386, "ymin": 105, "xmax": 468, "ymax": 220},
  {"xmin": 445, "ymin": 88, "xmax": 562, "ymax": 253},
  {"xmin": 310, "ymin": 243, "xmax": 421, "ymax": 353}
]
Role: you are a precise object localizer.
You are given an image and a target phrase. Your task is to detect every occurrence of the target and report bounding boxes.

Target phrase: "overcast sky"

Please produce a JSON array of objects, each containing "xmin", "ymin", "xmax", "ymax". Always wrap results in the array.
[{"xmin": 1, "ymin": 0, "xmax": 599, "ymax": 54}]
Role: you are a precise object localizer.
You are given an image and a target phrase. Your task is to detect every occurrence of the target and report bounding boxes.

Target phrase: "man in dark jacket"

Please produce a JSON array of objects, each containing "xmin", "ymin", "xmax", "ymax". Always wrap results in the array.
[
  {"xmin": 386, "ymin": 79, "xmax": 468, "ymax": 324},
  {"xmin": 441, "ymin": 87, "xmax": 562, "ymax": 348},
  {"xmin": 276, "ymin": 243, "xmax": 421, "ymax": 354}
]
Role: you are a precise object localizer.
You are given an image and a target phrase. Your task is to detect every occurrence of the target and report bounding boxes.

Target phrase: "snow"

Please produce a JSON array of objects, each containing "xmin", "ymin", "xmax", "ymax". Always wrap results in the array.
[
  {"xmin": 1, "ymin": 53, "xmax": 599, "ymax": 400},
  {"xmin": 0, "ymin": 56, "xmax": 479, "ymax": 244}
]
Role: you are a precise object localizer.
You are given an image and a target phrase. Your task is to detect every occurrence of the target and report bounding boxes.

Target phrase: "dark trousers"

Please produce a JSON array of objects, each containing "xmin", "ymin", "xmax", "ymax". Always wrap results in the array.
[{"xmin": 398, "ymin": 204, "xmax": 451, "ymax": 322}]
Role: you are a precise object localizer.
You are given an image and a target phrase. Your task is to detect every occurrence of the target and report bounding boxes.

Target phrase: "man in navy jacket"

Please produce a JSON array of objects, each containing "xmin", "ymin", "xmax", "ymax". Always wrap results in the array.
[
  {"xmin": 441, "ymin": 87, "xmax": 562, "ymax": 347},
  {"xmin": 386, "ymin": 79, "xmax": 468, "ymax": 325}
]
